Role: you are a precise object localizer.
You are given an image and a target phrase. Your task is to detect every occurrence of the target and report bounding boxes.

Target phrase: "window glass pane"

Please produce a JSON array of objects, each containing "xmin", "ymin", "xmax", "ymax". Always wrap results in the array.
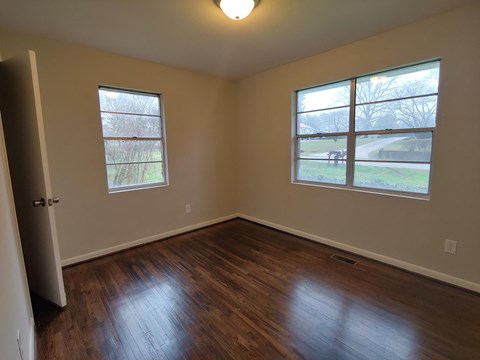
[
  {"xmin": 298, "ymin": 107, "xmax": 349, "ymax": 134},
  {"xmin": 104, "ymin": 140, "xmax": 163, "ymax": 164},
  {"xmin": 297, "ymin": 81, "xmax": 350, "ymax": 112},
  {"xmin": 99, "ymin": 88, "xmax": 160, "ymax": 115},
  {"xmin": 355, "ymin": 95, "xmax": 437, "ymax": 131},
  {"xmin": 107, "ymin": 162, "xmax": 164, "ymax": 189},
  {"xmin": 355, "ymin": 133, "xmax": 432, "ymax": 162},
  {"xmin": 294, "ymin": 61, "xmax": 438, "ymax": 196},
  {"xmin": 298, "ymin": 136, "xmax": 347, "ymax": 160},
  {"xmin": 356, "ymin": 61, "xmax": 440, "ymax": 104},
  {"xmin": 98, "ymin": 86, "xmax": 167, "ymax": 192},
  {"xmin": 354, "ymin": 162, "xmax": 430, "ymax": 194},
  {"xmin": 101, "ymin": 113, "xmax": 161, "ymax": 138},
  {"xmin": 297, "ymin": 159, "xmax": 346, "ymax": 185}
]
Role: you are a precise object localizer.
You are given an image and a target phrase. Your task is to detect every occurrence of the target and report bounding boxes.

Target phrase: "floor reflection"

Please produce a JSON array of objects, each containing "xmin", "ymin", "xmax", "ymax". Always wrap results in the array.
[
  {"xmin": 111, "ymin": 275, "xmax": 191, "ymax": 358},
  {"xmin": 287, "ymin": 277, "xmax": 418, "ymax": 359},
  {"xmin": 37, "ymin": 220, "xmax": 479, "ymax": 359}
]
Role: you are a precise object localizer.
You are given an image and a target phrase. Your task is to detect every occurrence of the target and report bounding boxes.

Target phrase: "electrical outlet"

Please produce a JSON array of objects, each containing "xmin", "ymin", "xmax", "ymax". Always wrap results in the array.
[
  {"xmin": 17, "ymin": 330, "xmax": 24, "ymax": 360},
  {"xmin": 444, "ymin": 239, "xmax": 457, "ymax": 255},
  {"xmin": 185, "ymin": 204, "xmax": 191, "ymax": 214}
]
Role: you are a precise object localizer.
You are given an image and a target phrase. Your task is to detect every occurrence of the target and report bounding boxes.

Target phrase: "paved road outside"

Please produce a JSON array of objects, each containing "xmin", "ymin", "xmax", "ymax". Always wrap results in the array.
[
  {"xmin": 306, "ymin": 136, "xmax": 429, "ymax": 170},
  {"xmin": 355, "ymin": 137, "xmax": 406, "ymax": 159}
]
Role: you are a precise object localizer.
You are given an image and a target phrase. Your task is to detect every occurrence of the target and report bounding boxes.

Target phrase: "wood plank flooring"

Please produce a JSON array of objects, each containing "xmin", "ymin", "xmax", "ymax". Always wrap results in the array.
[{"xmin": 36, "ymin": 219, "xmax": 480, "ymax": 359}]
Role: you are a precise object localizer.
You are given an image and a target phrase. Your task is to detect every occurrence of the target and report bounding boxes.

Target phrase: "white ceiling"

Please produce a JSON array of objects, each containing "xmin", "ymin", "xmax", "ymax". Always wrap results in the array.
[{"xmin": 0, "ymin": 0, "xmax": 476, "ymax": 79}]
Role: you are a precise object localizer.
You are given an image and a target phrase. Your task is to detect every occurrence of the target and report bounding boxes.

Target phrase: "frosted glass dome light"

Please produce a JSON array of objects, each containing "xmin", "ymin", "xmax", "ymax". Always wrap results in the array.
[{"xmin": 216, "ymin": 0, "xmax": 259, "ymax": 21}]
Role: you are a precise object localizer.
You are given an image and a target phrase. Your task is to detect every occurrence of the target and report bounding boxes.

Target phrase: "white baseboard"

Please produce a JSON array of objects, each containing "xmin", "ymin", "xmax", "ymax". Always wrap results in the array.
[
  {"xmin": 61, "ymin": 214, "xmax": 238, "ymax": 267},
  {"xmin": 238, "ymin": 213, "xmax": 480, "ymax": 293},
  {"xmin": 61, "ymin": 212, "xmax": 479, "ymax": 293},
  {"xmin": 28, "ymin": 317, "xmax": 35, "ymax": 360}
]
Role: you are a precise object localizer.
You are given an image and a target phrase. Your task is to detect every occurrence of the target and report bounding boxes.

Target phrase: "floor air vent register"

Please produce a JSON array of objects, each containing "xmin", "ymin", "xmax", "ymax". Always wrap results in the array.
[{"xmin": 331, "ymin": 254, "xmax": 357, "ymax": 265}]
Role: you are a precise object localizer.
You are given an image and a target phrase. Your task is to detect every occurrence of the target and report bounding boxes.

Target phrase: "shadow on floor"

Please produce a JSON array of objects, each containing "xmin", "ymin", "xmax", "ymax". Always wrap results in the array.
[{"xmin": 31, "ymin": 293, "xmax": 63, "ymax": 330}]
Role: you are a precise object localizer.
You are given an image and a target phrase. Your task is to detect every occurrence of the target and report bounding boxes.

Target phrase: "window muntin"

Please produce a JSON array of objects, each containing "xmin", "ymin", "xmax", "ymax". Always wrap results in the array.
[
  {"xmin": 294, "ymin": 60, "xmax": 440, "ymax": 196},
  {"xmin": 98, "ymin": 87, "xmax": 168, "ymax": 192}
]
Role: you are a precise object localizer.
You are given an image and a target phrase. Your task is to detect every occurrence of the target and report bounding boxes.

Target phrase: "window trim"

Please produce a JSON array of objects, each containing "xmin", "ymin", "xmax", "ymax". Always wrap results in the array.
[
  {"xmin": 292, "ymin": 60, "xmax": 440, "ymax": 199},
  {"xmin": 98, "ymin": 85, "xmax": 169, "ymax": 193}
]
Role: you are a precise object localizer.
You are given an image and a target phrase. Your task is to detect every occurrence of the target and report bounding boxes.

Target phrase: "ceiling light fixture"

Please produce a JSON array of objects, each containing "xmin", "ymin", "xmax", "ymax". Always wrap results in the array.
[{"xmin": 214, "ymin": 0, "xmax": 260, "ymax": 21}]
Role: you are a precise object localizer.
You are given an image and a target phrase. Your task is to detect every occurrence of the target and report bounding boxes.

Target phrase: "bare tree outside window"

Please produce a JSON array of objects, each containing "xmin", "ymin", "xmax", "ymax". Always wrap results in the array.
[
  {"xmin": 295, "ymin": 60, "xmax": 440, "ymax": 196},
  {"xmin": 98, "ymin": 87, "xmax": 168, "ymax": 192}
]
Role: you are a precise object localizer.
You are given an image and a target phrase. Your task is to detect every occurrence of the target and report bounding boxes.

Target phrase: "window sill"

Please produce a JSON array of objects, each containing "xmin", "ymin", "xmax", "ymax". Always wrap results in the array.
[
  {"xmin": 108, "ymin": 182, "xmax": 169, "ymax": 194},
  {"xmin": 292, "ymin": 180, "xmax": 430, "ymax": 201}
]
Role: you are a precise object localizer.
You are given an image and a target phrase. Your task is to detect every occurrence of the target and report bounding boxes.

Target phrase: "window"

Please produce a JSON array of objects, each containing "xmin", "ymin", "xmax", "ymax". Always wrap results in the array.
[
  {"xmin": 294, "ymin": 60, "xmax": 440, "ymax": 196},
  {"xmin": 98, "ymin": 87, "xmax": 168, "ymax": 192}
]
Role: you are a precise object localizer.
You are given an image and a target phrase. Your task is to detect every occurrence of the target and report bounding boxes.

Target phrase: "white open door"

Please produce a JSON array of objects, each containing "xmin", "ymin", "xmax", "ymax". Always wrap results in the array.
[{"xmin": 0, "ymin": 50, "xmax": 66, "ymax": 307}]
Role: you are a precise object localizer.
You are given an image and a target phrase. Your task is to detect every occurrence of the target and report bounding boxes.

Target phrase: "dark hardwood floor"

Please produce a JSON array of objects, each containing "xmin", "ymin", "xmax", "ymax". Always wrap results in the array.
[{"xmin": 36, "ymin": 219, "xmax": 480, "ymax": 359}]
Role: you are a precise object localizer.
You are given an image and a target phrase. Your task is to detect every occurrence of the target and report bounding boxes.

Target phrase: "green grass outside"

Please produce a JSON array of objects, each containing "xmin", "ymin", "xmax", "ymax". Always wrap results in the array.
[
  {"xmin": 369, "ymin": 138, "xmax": 431, "ymax": 160},
  {"xmin": 300, "ymin": 138, "xmax": 377, "ymax": 156},
  {"xmin": 298, "ymin": 160, "xmax": 429, "ymax": 193},
  {"xmin": 107, "ymin": 162, "xmax": 164, "ymax": 188},
  {"xmin": 297, "ymin": 160, "xmax": 347, "ymax": 185}
]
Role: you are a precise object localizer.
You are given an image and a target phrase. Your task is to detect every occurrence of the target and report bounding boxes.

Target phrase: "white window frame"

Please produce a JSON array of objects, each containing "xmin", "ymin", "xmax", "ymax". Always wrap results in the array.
[
  {"xmin": 98, "ymin": 86, "xmax": 169, "ymax": 193},
  {"xmin": 293, "ymin": 60, "xmax": 440, "ymax": 198}
]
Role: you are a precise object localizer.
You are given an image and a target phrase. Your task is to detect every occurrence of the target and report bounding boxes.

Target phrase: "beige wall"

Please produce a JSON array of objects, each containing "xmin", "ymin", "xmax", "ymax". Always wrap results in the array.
[
  {"xmin": 0, "ymin": 4, "xmax": 479, "ymax": 289},
  {"xmin": 0, "ymin": 29, "xmax": 238, "ymax": 261},
  {"xmin": 236, "ymin": 5, "xmax": 480, "ymax": 285},
  {"xmin": 0, "ymin": 116, "xmax": 33, "ymax": 360}
]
